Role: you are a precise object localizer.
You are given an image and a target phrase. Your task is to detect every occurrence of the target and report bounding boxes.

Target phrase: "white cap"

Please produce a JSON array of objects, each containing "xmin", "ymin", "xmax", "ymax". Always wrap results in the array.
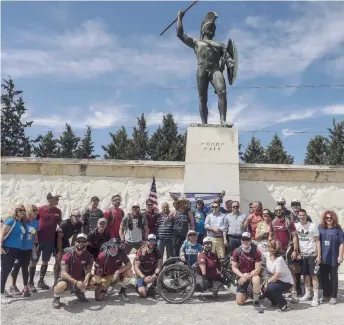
[
  {"xmin": 148, "ymin": 234, "xmax": 157, "ymax": 241},
  {"xmin": 241, "ymin": 232, "xmax": 252, "ymax": 239},
  {"xmin": 187, "ymin": 230, "xmax": 197, "ymax": 236},
  {"xmin": 76, "ymin": 233, "xmax": 87, "ymax": 241},
  {"xmin": 277, "ymin": 197, "xmax": 286, "ymax": 204},
  {"xmin": 291, "ymin": 199, "xmax": 300, "ymax": 204},
  {"xmin": 203, "ymin": 236, "xmax": 212, "ymax": 244}
]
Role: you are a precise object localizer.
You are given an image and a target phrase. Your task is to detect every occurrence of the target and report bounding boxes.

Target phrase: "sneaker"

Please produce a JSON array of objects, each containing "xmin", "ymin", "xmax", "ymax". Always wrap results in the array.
[
  {"xmin": 75, "ymin": 291, "xmax": 88, "ymax": 302},
  {"xmin": 311, "ymin": 297, "xmax": 319, "ymax": 307},
  {"xmin": 278, "ymin": 303, "xmax": 291, "ymax": 312},
  {"xmin": 118, "ymin": 288, "xmax": 130, "ymax": 302},
  {"xmin": 22, "ymin": 287, "xmax": 31, "ymax": 298},
  {"xmin": 283, "ymin": 292, "xmax": 292, "ymax": 298},
  {"xmin": 299, "ymin": 293, "xmax": 312, "ymax": 302},
  {"xmin": 4, "ymin": 290, "xmax": 13, "ymax": 298},
  {"xmin": 52, "ymin": 297, "xmax": 61, "ymax": 309},
  {"xmin": 37, "ymin": 280, "xmax": 50, "ymax": 290},
  {"xmin": 9, "ymin": 286, "xmax": 22, "ymax": 296},
  {"xmin": 28, "ymin": 283, "xmax": 38, "ymax": 293},
  {"xmin": 291, "ymin": 292, "xmax": 299, "ymax": 304},
  {"xmin": 1, "ymin": 293, "xmax": 11, "ymax": 305},
  {"xmin": 329, "ymin": 298, "xmax": 337, "ymax": 305}
]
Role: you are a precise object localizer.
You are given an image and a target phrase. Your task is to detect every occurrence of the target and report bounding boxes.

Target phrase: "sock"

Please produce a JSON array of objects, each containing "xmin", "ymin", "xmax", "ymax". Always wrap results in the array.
[
  {"xmin": 29, "ymin": 266, "xmax": 36, "ymax": 284},
  {"xmin": 295, "ymin": 273, "xmax": 301, "ymax": 290},
  {"xmin": 313, "ymin": 289, "xmax": 319, "ymax": 299},
  {"xmin": 39, "ymin": 264, "xmax": 48, "ymax": 282},
  {"xmin": 305, "ymin": 287, "xmax": 311, "ymax": 296},
  {"xmin": 253, "ymin": 292, "xmax": 260, "ymax": 303}
]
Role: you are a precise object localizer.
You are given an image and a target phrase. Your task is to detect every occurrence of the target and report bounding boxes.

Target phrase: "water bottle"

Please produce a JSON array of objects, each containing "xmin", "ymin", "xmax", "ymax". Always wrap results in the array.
[{"xmin": 314, "ymin": 264, "xmax": 320, "ymax": 275}]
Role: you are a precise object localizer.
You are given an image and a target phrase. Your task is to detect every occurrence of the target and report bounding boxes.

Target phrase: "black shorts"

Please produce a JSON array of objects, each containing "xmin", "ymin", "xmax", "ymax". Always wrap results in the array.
[
  {"xmin": 301, "ymin": 256, "xmax": 316, "ymax": 276},
  {"xmin": 33, "ymin": 242, "xmax": 56, "ymax": 263},
  {"xmin": 236, "ymin": 280, "xmax": 251, "ymax": 294}
]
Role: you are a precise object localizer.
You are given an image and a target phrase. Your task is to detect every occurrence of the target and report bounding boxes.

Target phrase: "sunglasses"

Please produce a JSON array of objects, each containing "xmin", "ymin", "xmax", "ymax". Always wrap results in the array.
[
  {"xmin": 212, "ymin": 206, "xmax": 219, "ymax": 208},
  {"xmin": 189, "ymin": 234, "xmax": 197, "ymax": 237},
  {"xmin": 76, "ymin": 240, "xmax": 87, "ymax": 244},
  {"xmin": 147, "ymin": 204, "xmax": 153, "ymax": 207},
  {"xmin": 262, "ymin": 212, "xmax": 270, "ymax": 216},
  {"xmin": 275, "ymin": 209, "xmax": 282, "ymax": 212},
  {"xmin": 148, "ymin": 239, "xmax": 156, "ymax": 243},
  {"xmin": 325, "ymin": 217, "xmax": 332, "ymax": 220},
  {"xmin": 99, "ymin": 222, "xmax": 106, "ymax": 225},
  {"xmin": 232, "ymin": 205, "xmax": 239, "ymax": 208},
  {"xmin": 242, "ymin": 238, "xmax": 251, "ymax": 241},
  {"xmin": 17, "ymin": 209, "xmax": 26, "ymax": 213}
]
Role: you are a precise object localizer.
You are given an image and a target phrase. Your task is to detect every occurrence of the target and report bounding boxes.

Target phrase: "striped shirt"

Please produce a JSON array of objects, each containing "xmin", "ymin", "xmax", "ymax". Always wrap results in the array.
[{"xmin": 156, "ymin": 213, "xmax": 174, "ymax": 240}]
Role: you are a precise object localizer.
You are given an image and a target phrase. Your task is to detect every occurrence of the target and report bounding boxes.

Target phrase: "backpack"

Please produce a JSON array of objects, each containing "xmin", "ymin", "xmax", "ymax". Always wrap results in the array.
[
  {"xmin": 123, "ymin": 213, "xmax": 143, "ymax": 231},
  {"xmin": 271, "ymin": 217, "xmax": 294, "ymax": 255},
  {"xmin": 107, "ymin": 208, "xmax": 125, "ymax": 225},
  {"xmin": 236, "ymin": 242, "xmax": 258, "ymax": 261},
  {"xmin": 1, "ymin": 218, "xmax": 17, "ymax": 241}
]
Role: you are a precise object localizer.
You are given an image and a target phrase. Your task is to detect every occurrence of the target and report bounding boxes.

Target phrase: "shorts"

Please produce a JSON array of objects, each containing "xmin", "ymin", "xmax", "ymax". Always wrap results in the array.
[
  {"xmin": 210, "ymin": 237, "xmax": 225, "ymax": 259},
  {"xmin": 55, "ymin": 278, "xmax": 75, "ymax": 291},
  {"xmin": 301, "ymin": 256, "xmax": 316, "ymax": 276},
  {"xmin": 33, "ymin": 242, "xmax": 56, "ymax": 263},
  {"xmin": 236, "ymin": 280, "xmax": 251, "ymax": 294},
  {"xmin": 136, "ymin": 277, "xmax": 147, "ymax": 288},
  {"xmin": 124, "ymin": 242, "xmax": 143, "ymax": 255},
  {"xmin": 282, "ymin": 253, "xmax": 299, "ymax": 266}
]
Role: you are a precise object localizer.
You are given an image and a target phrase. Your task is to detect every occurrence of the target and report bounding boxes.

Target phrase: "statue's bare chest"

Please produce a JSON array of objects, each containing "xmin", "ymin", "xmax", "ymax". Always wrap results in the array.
[{"xmin": 195, "ymin": 40, "xmax": 222, "ymax": 59}]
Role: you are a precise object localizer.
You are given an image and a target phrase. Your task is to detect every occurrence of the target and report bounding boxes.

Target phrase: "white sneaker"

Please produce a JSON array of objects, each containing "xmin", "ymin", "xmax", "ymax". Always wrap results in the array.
[
  {"xmin": 311, "ymin": 297, "xmax": 319, "ymax": 307},
  {"xmin": 329, "ymin": 298, "xmax": 337, "ymax": 305},
  {"xmin": 1, "ymin": 294, "xmax": 11, "ymax": 304},
  {"xmin": 291, "ymin": 293, "xmax": 299, "ymax": 304},
  {"xmin": 299, "ymin": 293, "xmax": 311, "ymax": 302}
]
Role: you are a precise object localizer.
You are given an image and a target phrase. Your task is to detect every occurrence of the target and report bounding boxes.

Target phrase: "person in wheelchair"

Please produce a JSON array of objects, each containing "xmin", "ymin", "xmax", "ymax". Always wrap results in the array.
[
  {"xmin": 134, "ymin": 234, "xmax": 162, "ymax": 298},
  {"xmin": 196, "ymin": 237, "xmax": 223, "ymax": 301},
  {"xmin": 89, "ymin": 238, "xmax": 133, "ymax": 302},
  {"xmin": 180, "ymin": 230, "xmax": 202, "ymax": 266},
  {"xmin": 232, "ymin": 232, "xmax": 262, "ymax": 308}
]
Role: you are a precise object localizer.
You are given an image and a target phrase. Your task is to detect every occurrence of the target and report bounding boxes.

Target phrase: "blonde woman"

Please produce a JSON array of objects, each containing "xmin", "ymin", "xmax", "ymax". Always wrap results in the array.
[
  {"xmin": 10, "ymin": 204, "xmax": 39, "ymax": 297},
  {"xmin": 255, "ymin": 209, "xmax": 273, "ymax": 253},
  {"xmin": 0, "ymin": 204, "xmax": 26, "ymax": 303}
]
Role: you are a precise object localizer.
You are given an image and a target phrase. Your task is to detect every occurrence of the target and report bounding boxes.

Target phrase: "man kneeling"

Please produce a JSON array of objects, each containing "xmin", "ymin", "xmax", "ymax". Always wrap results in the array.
[
  {"xmin": 196, "ymin": 237, "xmax": 222, "ymax": 301},
  {"xmin": 232, "ymin": 232, "xmax": 262, "ymax": 308},
  {"xmin": 134, "ymin": 234, "xmax": 162, "ymax": 298},
  {"xmin": 52, "ymin": 234, "xmax": 93, "ymax": 309},
  {"xmin": 90, "ymin": 238, "xmax": 133, "ymax": 302}
]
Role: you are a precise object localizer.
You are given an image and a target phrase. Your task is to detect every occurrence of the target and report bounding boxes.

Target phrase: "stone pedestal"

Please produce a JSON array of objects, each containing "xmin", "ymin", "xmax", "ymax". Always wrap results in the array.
[{"xmin": 183, "ymin": 124, "xmax": 240, "ymax": 202}]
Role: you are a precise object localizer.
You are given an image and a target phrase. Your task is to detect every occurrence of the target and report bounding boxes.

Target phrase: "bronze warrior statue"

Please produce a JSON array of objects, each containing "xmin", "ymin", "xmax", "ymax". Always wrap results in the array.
[{"xmin": 176, "ymin": 11, "xmax": 238, "ymax": 125}]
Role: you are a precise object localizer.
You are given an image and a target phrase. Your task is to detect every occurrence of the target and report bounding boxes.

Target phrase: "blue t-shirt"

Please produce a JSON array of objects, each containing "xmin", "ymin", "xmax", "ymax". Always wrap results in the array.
[
  {"xmin": 319, "ymin": 226, "xmax": 344, "ymax": 266},
  {"xmin": 193, "ymin": 207, "xmax": 210, "ymax": 234},
  {"xmin": 22, "ymin": 219, "xmax": 39, "ymax": 250},
  {"xmin": 2, "ymin": 218, "xmax": 25, "ymax": 249},
  {"xmin": 180, "ymin": 240, "xmax": 202, "ymax": 265}
]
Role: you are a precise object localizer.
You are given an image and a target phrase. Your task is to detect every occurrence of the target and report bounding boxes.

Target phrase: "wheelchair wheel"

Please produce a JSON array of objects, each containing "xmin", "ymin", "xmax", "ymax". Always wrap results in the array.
[{"xmin": 157, "ymin": 263, "xmax": 196, "ymax": 304}]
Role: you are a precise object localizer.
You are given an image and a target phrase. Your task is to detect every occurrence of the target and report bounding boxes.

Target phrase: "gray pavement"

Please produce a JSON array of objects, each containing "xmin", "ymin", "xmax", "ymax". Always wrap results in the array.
[{"xmin": 1, "ymin": 273, "xmax": 343, "ymax": 325}]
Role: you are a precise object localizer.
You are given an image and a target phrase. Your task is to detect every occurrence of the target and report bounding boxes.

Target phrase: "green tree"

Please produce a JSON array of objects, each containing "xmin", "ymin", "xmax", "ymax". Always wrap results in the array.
[
  {"xmin": 148, "ymin": 113, "xmax": 185, "ymax": 161},
  {"xmin": 243, "ymin": 136, "xmax": 266, "ymax": 163},
  {"xmin": 129, "ymin": 113, "xmax": 149, "ymax": 160},
  {"xmin": 58, "ymin": 123, "xmax": 80, "ymax": 158},
  {"xmin": 327, "ymin": 119, "xmax": 344, "ymax": 166},
  {"xmin": 265, "ymin": 134, "xmax": 294, "ymax": 164},
  {"xmin": 75, "ymin": 126, "xmax": 98, "ymax": 159},
  {"xmin": 304, "ymin": 135, "xmax": 328, "ymax": 165},
  {"xmin": 32, "ymin": 131, "xmax": 59, "ymax": 158},
  {"xmin": 1, "ymin": 77, "xmax": 33, "ymax": 157},
  {"xmin": 102, "ymin": 126, "xmax": 131, "ymax": 159}
]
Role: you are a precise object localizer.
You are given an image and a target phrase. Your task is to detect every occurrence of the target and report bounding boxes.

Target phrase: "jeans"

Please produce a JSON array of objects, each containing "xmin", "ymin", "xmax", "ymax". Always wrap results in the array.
[
  {"xmin": 11, "ymin": 249, "xmax": 32, "ymax": 286},
  {"xmin": 228, "ymin": 235, "xmax": 242, "ymax": 255},
  {"xmin": 172, "ymin": 235, "xmax": 186, "ymax": 257},
  {"xmin": 157, "ymin": 239, "xmax": 172, "ymax": 259},
  {"xmin": 265, "ymin": 281, "xmax": 292, "ymax": 308},
  {"xmin": 1, "ymin": 247, "xmax": 19, "ymax": 293},
  {"xmin": 320, "ymin": 264, "xmax": 339, "ymax": 298}
]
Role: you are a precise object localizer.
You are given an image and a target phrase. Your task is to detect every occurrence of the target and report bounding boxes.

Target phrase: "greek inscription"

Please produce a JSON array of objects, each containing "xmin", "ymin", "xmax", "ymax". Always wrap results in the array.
[{"xmin": 200, "ymin": 141, "xmax": 225, "ymax": 151}]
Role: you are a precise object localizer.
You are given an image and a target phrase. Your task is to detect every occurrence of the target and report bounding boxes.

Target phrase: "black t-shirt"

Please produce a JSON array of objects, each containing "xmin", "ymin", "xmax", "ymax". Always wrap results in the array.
[
  {"xmin": 87, "ymin": 228, "xmax": 111, "ymax": 249},
  {"xmin": 58, "ymin": 219, "xmax": 82, "ymax": 249}
]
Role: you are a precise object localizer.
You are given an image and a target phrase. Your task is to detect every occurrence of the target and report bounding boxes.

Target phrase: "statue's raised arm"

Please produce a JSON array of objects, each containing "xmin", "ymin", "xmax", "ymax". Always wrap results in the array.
[{"xmin": 176, "ymin": 11, "xmax": 195, "ymax": 49}]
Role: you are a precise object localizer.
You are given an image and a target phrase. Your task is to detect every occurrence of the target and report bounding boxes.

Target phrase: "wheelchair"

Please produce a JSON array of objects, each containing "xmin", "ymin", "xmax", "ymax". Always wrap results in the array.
[{"xmin": 156, "ymin": 257, "xmax": 236, "ymax": 304}]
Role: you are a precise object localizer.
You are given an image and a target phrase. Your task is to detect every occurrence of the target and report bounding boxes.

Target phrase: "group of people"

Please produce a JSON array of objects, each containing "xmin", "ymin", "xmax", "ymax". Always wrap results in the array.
[{"xmin": 1, "ymin": 192, "xmax": 343, "ymax": 312}]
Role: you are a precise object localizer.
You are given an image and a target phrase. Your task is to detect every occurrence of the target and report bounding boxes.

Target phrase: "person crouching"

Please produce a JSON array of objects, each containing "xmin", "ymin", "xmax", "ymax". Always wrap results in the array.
[
  {"xmin": 231, "ymin": 232, "xmax": 262, "ymax": 308},
  {"xmin": 196, "ymin": 237, "xmax": 222, "ymax": 301},
  {"xmin": 180, "ymin": 230, "xmax": 202, "ymax": 265},
  {"xmin": 90, "ymin": 238, "xmax": 133, "ymax": 302},
  {"xmin": 52, "ymin": 234, "xmax": 92, "ymax": 309}
]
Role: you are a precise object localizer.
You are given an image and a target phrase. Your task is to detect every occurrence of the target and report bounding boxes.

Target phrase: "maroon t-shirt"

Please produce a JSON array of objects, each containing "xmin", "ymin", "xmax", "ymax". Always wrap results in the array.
[
  {"xmin": 38, "ymin": 205, "xmax": 62, "ymax": 243},
  {"xmin": 104, "ymin": 207, "xmax": 124, "ymax": 238},
  {"xmin": 197, "ymin": 252, "xmax": 221, "ymax": 280},
  {"xmin": 145, "ymin": 211, "xmax": 158, "ymax": 235},
  {"xmin": 61, "ymin": 250, "xmax": 93, "ymax": 281},
  {"xmin": 270, "ymin": 218, "xmax": 296, "ymax": 253},
  {"xmin": 136, "ymin": 246, "xmax": 161, "ymax": 276},
  {"xmin": 95, "ymin": 250, "xmax": 130, "ymax": 276},
  {"xmin": 232, "ymin": 246, "xmax": 262, "ymax": 274}
]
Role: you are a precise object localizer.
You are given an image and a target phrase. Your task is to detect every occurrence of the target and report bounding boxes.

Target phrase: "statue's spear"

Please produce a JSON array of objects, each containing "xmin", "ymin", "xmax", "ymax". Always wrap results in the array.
[{"xmin": 159, "ymin": 1, "xmax": 198, "ymax": 36}]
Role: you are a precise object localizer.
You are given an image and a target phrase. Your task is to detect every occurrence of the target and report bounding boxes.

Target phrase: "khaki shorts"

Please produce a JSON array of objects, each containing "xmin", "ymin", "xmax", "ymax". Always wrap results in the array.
[
  {"xmin": 90, "ymin": 274, "xmax": 114, "ymax": 288},
  {"xmin": 210, "ymin": 237, "xmax": 225, "ymax": 259}
]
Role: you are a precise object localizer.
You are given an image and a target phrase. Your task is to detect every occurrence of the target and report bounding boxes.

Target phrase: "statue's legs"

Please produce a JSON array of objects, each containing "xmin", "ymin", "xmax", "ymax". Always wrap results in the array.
[
  {"xmin": 197, "ymin": 69, "xmax": 210, "ymax": 124},
  {"xmin": 210, "ymin": 71, "xmax": 227, "ymax": 124}
]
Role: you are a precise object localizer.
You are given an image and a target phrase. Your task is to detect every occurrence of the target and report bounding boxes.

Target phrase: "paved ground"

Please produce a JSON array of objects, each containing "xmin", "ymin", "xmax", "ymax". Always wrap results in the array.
[{"xmin": 2, "ymin": 273, "xmax": 343, "ymax": 325}]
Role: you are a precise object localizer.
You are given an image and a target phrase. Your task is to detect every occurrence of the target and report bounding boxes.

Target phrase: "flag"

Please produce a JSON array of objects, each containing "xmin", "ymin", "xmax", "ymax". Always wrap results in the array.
[
  {"xmin": 149, "ymin": 176, "xmax": 158, "ymax": 209},
  {"xmin": 170, "ymin": 192, "xmax": 221, "ymax": 210}
]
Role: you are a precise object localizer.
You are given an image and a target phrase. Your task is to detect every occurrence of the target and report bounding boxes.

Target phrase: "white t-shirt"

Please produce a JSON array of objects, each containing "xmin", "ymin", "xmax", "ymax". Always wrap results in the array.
[
  {"xmin": 295, "ymin": 222, "xmax": 319, "ymax": 255},
  {"xmin": 264, "ymin": 252, "xmax": 293, "ymax": 285}
]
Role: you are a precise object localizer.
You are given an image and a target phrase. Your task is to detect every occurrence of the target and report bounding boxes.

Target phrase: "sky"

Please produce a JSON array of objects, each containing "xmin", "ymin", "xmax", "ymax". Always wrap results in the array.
[{"xmin": 1, "ymin": 0, "xmax": 344, "ymax": 164}]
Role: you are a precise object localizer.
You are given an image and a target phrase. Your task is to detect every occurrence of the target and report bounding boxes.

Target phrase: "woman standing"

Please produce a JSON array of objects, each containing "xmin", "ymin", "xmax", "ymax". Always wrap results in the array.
[
  {"xmin": 9, "ymin": 204, "xmax": 39, "ymax": 297},
  {"xmin": 263, "ymin": 239, "xmax": 294, "ymax": 312},
  {"xmin": 318, "ymin": 210, "xmax": 344, "ymax": 305},
  {"xmin": 255, "ymin": 209, "xmax": 273, "ymax": 253},
  {"xmin": 0, "ymin": 205, "xmax": 26, "ymax": 303}
]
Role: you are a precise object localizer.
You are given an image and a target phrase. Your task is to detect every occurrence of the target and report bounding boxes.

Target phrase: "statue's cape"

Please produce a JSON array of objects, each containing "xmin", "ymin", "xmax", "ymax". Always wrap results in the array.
[{"xmin": 226, "ymin": 38, "xmax": 238, "ymax": 85}]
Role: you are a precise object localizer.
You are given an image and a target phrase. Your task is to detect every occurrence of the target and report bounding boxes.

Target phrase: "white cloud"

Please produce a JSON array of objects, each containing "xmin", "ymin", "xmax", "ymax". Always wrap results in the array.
[
  {"xmin": 245, "ymin": 16, "xmax": 265, "ymax": 29},
  {"xmin": 322, "ymin": 105, "xmax": 344, "ymax": 116},
  {"xmin": 281, "ymin": 128, "xmax": 309, "ymax": 138}
]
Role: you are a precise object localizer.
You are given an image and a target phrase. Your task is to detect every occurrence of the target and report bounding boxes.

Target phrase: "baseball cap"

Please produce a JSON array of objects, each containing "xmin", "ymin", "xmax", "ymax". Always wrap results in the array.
[
  {"xmin": 98, "ymin": 218, "xmax": 108, "ymax": 225},
  {"xmin": 203, "ymin": 236, "xmax": 212, "ymax": 244},
  {"xmin": 148, "ymin": 234, "xmax": 157, "ymax": 241},
  {"xmin": 277, "ymin": 197, "xmax": 286, "ymax": 204},
  {"xmin": 76, "ymin": 233, "xmax": 87, "ymax": 241},
  {"xmin": 196, "ymin": 197, "xmax": 203, "ymax": 203},
  {"xmin": 146, "ymin": 199, "xmax": 154, "ymax": 205},
  {"xmin": 241, "ymin": 232, "xmax": 251, "ymax": 240},
  {"xmin": 132, "ymin": 203, "xmax": 140, "ymax": 208},
  {"xmin": 46, "ymin": 192, "xmax": 62, "ymax": 200},
  {"xmin": 187, "ymin": 229, "xmax": 197, "ymax": 236},
  {"xmin": 291, "ymin": 199, "xmax": 300, "ymax": 205}
]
